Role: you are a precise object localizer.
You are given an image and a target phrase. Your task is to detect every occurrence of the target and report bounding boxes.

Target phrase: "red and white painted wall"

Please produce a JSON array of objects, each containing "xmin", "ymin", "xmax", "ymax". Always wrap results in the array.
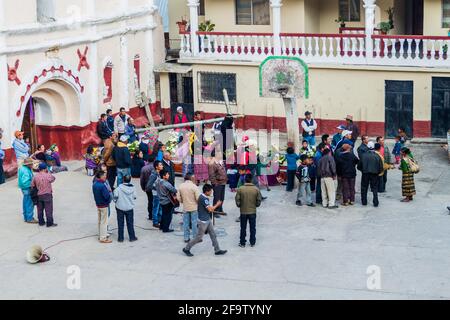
[{"xmin": 0, "ymin": 0, "xmax": 165, "ymax": 176}]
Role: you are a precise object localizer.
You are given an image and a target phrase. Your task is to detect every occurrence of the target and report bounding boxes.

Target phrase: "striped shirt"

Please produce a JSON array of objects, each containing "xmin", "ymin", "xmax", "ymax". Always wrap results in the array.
[{"xmin": 31, "ymin": 172, "xmax": 56, "ymax": 196}]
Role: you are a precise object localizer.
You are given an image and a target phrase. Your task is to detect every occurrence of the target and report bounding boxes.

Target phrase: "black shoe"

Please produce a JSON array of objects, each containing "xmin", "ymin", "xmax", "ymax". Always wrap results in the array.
[
  {"xmin": 153, "ymin": 224, "xmax": 160, "ymax": 229},
  {"xmin": 130, "ymin": 238, "xmax": 138, "ymax": 242},
  {"xmin": 47, "ymin": 224, "xmax": 58, "ymax": 228},
  {"xmin": 328, "ymin": 205, "xmax": 339, "ymax": 209},
  {"xmin": 163, "ymin": 229, "xmax": 174, "ymax": 233},
  {"xmin": 183, "ymin": 248, "xmax": 194, "ymax": 257},
  {"xmin": 447, "ymin": 206, "xmax": 450, "ymax": 213},
  {"xmin": 235, "ymin": 217, "xmax": 241, "ymax": 223},
  {"xmin": 118, "ymin": 239, "xmax": 124, "ymax": 243},
  {"xmin": 296, "ymin": 200, "xmax": 302, "ymax": 206},
  {"xmin": 39, "ymin": 223, "xmax": 46, "ymax": 227},
  {"xmin": 374, "ymin": 203, "xmax": 379, "ymax": 208},
  {"xmin": 184, "ymin": 239, "xmax": 190, "ymax": 243},
  {"xmin": 250, "ymin": 244, "xmax": 256, "ymax": 248},
  {"xmin": 239, "ymin": 244, "xmax": 245, "ymax": 248},
  {"xmin": 307, "ymin": 203, "xmax": 316, "ymax": 207},
  {"xmin": 215, "ymin": 250, "xmax": 227, "ymax": 256},
  {"xmin": 262, "ymin": 196, "xmax": 268, "ymax": 201},
  {"xmin": 362, "ymin": 202, "xmax": 368, "ymax": 206}
]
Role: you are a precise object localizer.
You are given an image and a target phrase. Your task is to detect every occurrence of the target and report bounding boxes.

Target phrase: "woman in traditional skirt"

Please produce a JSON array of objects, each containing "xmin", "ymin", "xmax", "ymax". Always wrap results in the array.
[
  {"xmin": 399, "ymin": 147, "xmax": 416, "ymax": 202},
  {"xmin": 192, "ymin": 136, "xmax": 209, "ymax": 185}
]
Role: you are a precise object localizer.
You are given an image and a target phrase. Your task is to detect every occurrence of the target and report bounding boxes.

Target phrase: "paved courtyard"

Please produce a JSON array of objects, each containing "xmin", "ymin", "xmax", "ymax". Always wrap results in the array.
[{"xmin": 0, "ymin": 143, "xmax": 449, "ymax": 300}]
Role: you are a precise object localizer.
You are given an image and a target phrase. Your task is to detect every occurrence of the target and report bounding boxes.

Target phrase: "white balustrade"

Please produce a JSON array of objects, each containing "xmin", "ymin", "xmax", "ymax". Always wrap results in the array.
[{"xmin": 180, "ymin": 32, "xmax": 450, "ymax": 67}]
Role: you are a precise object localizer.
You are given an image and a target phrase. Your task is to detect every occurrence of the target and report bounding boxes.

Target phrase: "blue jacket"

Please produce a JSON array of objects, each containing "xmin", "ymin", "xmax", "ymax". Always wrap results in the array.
[
  {"xmin": 107, "ymin": 116, "xmax": 115, "ymax": 132},
  {"xmin": 335, "ymin": 138, "xmax": 354, "ymax": 151},
  {"xmin": 13, "ymin": 139, "xmax": 30, "ymax": 160},
  {"xmin": 286, "ymin": 153, "xmax": 300, "ymax": 171},
  {"xmin": 93, "ymin": 180, "xmax": 112, "ymax": 208},
  {"xmin": 392, "ymin": 142, "xmax": 402, "ymax": 156},
  {"xmin": 18, "ymin": 165, "xmax": 34, "ymax": 189}
]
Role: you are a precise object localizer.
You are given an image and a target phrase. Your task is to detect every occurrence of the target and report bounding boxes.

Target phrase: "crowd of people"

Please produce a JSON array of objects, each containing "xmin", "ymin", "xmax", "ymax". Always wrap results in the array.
[
  {"xmin": 288, "ymin": 112, "xmax": 419, "ymax": 209},
  {"xmin": 0, "ymin": 106, "xmax": 443, "ymax": 258}
]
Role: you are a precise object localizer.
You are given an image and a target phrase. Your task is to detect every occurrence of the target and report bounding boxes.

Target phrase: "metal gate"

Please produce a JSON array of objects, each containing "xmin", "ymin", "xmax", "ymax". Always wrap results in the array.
[
  {"xmin": 385, "ymin": 80, "xmax": 414, "ymax": 138},
  {"xmin": 431, "ymin": 77, "xmax": 450, "ymax": 138}
]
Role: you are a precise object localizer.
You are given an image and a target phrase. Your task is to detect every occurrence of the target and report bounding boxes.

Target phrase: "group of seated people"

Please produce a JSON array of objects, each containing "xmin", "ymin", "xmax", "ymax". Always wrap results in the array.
[{"xmin": 30, "ymin": 143, "xmax": 68, "ymax": 173}]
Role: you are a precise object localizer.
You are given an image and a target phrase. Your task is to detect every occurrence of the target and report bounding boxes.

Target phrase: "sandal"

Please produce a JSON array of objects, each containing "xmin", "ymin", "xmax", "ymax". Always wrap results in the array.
[{"xmin": 401, "ymin": 198, "xmax": 411, "ymax": 203}]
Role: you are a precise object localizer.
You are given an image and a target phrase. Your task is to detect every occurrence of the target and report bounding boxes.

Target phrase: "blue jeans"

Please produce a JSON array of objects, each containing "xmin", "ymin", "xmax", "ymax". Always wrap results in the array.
[
  {"xmin": 117, "ymin": 168, "xmax": 131, "ymax": 186},
  {"xmin": 152, "ymin": 195, "xmax": 162, "ymax": 224},
  {"xmin": 21, "ymin": 188, "xmax": 34, "ymax": 222},
  {"xmin": 183, "ymin": 211, "xmax": 198, "ymax": 241},
  {"xmin": 304, "ymin": 135, "xmax": 316, "ymax": 147},
  {"xmin": 297, "ymin": 182, "xmax": 312, "ymax": 205},
  {"xmin": 116, "ymin": 208, "xmax": 137, "ymax": 241}
]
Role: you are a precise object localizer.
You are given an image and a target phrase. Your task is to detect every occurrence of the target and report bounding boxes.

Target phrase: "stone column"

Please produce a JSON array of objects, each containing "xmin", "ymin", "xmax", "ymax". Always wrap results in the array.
[
  {"xmin": 86, "ymin": 0, "xmax": 99, "ymax": 122},
  {"xmin": 145, "ymin": 0, "xmax": 157, "ymax": 103},
  {"xmin": 0, "ymin": 1, "xmax": 10, "ymax": 147},
  {"xmin": 364, "ymin": 0, "xmax": 377, "ymax": 60},
  {"xmin": 271, "ymin": 0, "xmax": 282, "ymax": 56},
  {"xmin": 187, "ymin": 0, "xmax": 200, "ymax": 56},
  {"xmin": 283, "ymin": 98, "xmax": 300, "ymax": 153},
  {"xmin": 120, "ymin": 0, "xmax": 130, "ymax": 110}
]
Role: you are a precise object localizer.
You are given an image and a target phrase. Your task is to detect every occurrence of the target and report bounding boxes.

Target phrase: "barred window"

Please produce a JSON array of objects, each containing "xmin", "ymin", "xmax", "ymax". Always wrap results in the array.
[
  {"xmin": 443, "ymin": 0, "xmax": 450, "ymax": 28},
  {"xmin": 236, "ymin": 0, "xmax": 270, "ymax": 25},
  {"xmin": 339, "ymin": 0, "xmax": 361, "ymax": 22},
  {"xmin": 198, "ymin": 72, "xmax": 237, "ymax": 104}
]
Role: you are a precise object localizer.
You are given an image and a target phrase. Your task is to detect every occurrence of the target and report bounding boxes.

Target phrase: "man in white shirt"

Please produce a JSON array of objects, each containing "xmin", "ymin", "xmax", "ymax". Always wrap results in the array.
[{"xmin": 301, "ymin": 111, "xmax": 318, "ymax": 147}]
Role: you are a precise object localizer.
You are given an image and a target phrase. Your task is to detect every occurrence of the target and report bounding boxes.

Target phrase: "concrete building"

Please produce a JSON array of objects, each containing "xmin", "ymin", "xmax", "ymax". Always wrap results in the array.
[
  {"xmin": 160, "ymin": 0, "xmax": 450, "ymax": 139},
  {"xmin": 1, "ymin": 0, "xmax": 165, "ymax": 174}
]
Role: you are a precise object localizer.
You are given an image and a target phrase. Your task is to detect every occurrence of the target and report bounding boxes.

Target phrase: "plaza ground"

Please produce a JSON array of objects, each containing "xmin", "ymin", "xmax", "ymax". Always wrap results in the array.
[{"xmin": 0, "ymin": 142, "xmax": 449, "ymax": 300}]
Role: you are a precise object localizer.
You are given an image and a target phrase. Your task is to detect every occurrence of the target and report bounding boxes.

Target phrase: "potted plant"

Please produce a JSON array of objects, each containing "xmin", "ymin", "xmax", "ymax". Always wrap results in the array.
[
  {"xmin": 199, "ymin": 20, "xmax": 216, "ymax": 52},
  {"xmin": 378, "ymin": 21, "xmax": 392, "ymax": 35},
  {"xmin": 335, "ymin": 16, "xmax": 346, "ymax": 29},
  {"xmin": 443, "ymin": 44, "xmax": 448, "ymax": 59},
  {"xmin": 386, "ymin": 7, "xmax": 395, "ymax": 29},
  {"xmin": 176, "ymin": 17, "xmax": 188, "ymax": 33}
]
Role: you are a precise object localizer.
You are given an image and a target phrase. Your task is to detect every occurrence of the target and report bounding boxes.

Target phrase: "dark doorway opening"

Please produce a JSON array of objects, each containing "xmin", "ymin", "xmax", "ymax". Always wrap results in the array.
[
  {"xmin": 169, "ymin": 72, "xmax": 194, "ymax": 124},
  {"xmin": 404, "ymin": 0, "xmax": 424, "ymax": 35},
  {"xmin": 431, "ymin": 77, "xmax": 450, "ymax": 138},
  {"xmin": 385, "ymin": 80, "xmax": 414, "ymax": 138},
  {"xmin": 20, "ymin": 98, "xmax": 38, "ymax": 153}
]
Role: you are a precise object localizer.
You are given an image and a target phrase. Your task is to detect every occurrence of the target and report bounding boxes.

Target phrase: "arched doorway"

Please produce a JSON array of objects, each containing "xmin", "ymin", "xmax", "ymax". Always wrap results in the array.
[{"xmin": 20, "ymin": 79, "xmax": 82, "ymax": 157}]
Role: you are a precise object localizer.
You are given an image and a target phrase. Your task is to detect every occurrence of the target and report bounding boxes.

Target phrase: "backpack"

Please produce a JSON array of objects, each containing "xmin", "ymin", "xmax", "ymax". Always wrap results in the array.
[{"xmin": 406, "ymin": 157, "xmax": 420, "ymax": 174}]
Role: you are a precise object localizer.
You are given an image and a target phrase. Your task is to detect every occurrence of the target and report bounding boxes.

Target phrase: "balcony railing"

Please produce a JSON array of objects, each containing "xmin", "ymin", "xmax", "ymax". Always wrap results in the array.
[{"xmin": 179, "ymin": 31, "xmax": 450, "ymax": 67}]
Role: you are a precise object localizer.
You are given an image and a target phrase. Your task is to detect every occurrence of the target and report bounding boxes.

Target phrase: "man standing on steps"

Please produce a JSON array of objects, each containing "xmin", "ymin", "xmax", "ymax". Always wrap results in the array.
[
  {"xmin": 301, "ymin": 111, "xmax": 318, "ymax": 147},
  {"xmin": 114, "ymin": 107, "xmax": 131, "ymax": 139},
  {"xmin": 358, "ymin": 142, "xmax": 384, "ymax": 207},
  {"xmin": 183, "ymin": 184, "xmax": 227, "ymax": 257},
  {"xmin": 345, "ymin": 115, "xmax": 360, "ymax": 144}
]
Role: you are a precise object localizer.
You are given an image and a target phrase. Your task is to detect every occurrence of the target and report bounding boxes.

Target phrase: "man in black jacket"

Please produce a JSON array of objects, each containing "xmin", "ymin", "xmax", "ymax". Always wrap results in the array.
[
  {"xmin": 97, "ymin": 114, "xmax": 112, "ymax": 141},
  {"xmin": 358, "ymin": 141, "xmax": 383, "ymax": 207},
  {"xmin": 140, "ymin": 156, "xmax": 155, "ymax": 220},
  {"xmin": 162, "ymin": 151, "xmax": 176, "ymax": 187},
  {"xmin": 357, "ymin": 135, "xmax": 370, "ymax": 160},
  {"xmin": 336, "ymin": 144, "xmax": 359, "ymax": 206},
  {"xmin": 112, "ymin": 135, "xmax": 132, "ymax": 186}
]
